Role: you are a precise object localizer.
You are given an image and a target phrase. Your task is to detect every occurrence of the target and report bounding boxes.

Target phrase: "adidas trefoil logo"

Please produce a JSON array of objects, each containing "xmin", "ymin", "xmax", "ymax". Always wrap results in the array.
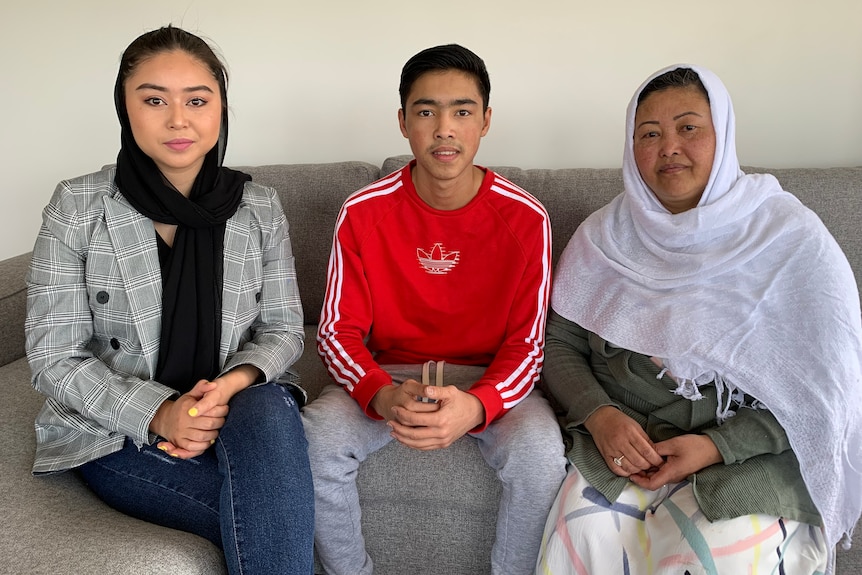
[{"xmin": 417, "ymin": 243, "xmax": 460, "ymax": 275}]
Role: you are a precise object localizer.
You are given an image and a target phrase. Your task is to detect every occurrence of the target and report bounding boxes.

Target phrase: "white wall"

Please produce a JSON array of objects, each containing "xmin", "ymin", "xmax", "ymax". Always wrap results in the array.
[{"xmin": 2, "ymin": 0, "xmax": 860, "ymax": 261}]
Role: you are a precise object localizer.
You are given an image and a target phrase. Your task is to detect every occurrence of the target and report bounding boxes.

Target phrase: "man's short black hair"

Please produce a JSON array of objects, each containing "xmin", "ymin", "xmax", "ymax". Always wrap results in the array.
[{"xmin": 399, "ymin": 44, "xmax": 491, "ymax": 112}]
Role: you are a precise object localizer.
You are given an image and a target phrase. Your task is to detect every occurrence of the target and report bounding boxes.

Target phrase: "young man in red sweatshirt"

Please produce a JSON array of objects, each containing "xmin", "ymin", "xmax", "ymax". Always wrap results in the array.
[{"xmin": 302, "ymin": 44, "xmax": 566, "ymax": 575}]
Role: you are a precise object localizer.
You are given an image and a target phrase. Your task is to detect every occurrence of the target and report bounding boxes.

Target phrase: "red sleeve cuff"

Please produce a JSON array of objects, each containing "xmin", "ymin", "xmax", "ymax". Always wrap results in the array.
[
  {"xmin": 350, "ymin": 368, "xmax": 393, "ymax": 420},
  {"xmin": 467, "ymin": 382, "xmax": 505, "ymax": 432}
]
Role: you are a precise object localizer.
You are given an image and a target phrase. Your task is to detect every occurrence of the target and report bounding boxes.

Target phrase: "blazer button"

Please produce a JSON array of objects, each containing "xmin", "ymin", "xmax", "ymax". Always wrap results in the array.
[
  {"xmin": 110, "ymin": 338, "xmax": 120, "ymax": 350},
  {"xmin": 255, "ymin": 292, "xmax": 262, "ymax": 302},
  {"xmin": 96, "ymin": 291, "xmax": 110, "ymax": 304}
]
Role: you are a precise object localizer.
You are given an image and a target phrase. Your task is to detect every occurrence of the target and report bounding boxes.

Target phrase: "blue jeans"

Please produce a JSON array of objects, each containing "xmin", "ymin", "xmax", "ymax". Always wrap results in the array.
[{"xmin": 79, "ymin": 382, "xmax": 314, "ymax": 575}]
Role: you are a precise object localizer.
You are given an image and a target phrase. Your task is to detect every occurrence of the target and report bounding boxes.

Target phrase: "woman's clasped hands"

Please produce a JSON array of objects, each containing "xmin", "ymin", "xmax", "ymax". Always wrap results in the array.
[
  {"xmin": 151, "ymin": 365, "xmax": 261, "ymax": 459},
  {"xmin": 151, "ymin": 379, "xmax": 227, "ymax": 459},
  {"xmin": 585, "ymin": 405, "xmax": 722, "ymax": 490}
]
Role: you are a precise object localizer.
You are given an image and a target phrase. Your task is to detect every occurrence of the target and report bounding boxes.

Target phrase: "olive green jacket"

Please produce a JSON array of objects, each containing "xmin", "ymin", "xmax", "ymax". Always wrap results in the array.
[{"xmin": 542, "ymin": 310, "xmax": 820, "ymax": 526}]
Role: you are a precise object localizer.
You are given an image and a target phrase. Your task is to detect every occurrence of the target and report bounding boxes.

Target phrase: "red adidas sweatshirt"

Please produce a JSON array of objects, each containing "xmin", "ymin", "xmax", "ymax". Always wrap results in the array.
[{"xmin": 318, "ymin": 162, "xmax": 551, "ymax": 429}]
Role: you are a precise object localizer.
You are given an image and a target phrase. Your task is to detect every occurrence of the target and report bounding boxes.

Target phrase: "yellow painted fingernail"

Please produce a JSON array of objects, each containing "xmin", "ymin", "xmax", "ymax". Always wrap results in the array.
[
  {"xmin": 210, "ymin": 439, "xmax": 215, "ymax": 445},
  {"xmin": 188, "ymin": 407, "xmax": 198, "ymax": 417},
  {"xmin": 158, "ymin": 445, "xmax": 168, "ymax": 452},
  {"xmin": 169, "ymin": 453, "xmax": 179, "ymax": 458}
]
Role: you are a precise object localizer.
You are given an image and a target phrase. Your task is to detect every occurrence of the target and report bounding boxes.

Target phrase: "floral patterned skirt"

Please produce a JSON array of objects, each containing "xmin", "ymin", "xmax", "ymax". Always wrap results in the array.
[{"xmin": 536, "ymin": 465, "xmax": 828, "ymax": 575}]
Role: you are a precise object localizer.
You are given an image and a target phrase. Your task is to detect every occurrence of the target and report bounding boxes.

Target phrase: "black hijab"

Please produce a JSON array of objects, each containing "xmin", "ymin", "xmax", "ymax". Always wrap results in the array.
[{"xmin": 113, "ymin": 53, "xmax": 251, "ymax": 393}]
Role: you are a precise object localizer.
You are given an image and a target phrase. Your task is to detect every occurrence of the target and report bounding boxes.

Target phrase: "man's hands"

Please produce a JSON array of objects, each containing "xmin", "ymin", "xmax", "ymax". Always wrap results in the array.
[
  {"xmin": 585, "ymin": 405, "xmax": 722, "ymax": 490},
  {"xmin": 370, "ymin": 380, "xmax": 486, "ymax": 451},
  {"xmin": 369, "ymin": 380, "xmax": 437, "ymax": 421},
  {"xmin": 150, "ymin": 365, "xmax": 261, "ymax": 459}
]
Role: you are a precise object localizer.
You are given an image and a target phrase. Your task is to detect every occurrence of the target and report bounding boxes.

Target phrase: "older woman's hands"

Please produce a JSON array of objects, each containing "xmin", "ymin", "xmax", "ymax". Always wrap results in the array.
[
  {"xmin": 586, "ymin": 407, "xmax": 724, "ymax": 487},
  {"xmin": 585, "ymin": 405, "xmax": 664, "ymax": 477},
  {"xmin": 629, "ymin": 434, "xmax": 723, "ymax": 490}
]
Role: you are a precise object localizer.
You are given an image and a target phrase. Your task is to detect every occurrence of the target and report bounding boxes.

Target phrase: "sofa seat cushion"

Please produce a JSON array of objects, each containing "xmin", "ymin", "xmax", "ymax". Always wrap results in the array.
[
  {"xmin": 357, "ymin": 436, "xmax": 501, "ymax": 575},
  {"xmin": 1, "ymin": 357, "xmax": 226, "ymax": 574}
]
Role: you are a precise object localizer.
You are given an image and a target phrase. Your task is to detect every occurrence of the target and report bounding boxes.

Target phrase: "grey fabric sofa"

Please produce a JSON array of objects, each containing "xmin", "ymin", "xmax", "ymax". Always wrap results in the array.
[{"xmin": 2, "ymin": 156, "xmax": 860, "ymax": 574}]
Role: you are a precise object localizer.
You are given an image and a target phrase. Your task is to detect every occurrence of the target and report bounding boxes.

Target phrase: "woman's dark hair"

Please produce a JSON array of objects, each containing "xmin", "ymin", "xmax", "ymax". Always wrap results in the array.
[
  {"xmin": 399, "ymin": 44, "xmax": 491, "ymax": 111},
  {"xmin": 637, "ymin": 67, "xmax": 709, "ymax": 106},
  {"xmin": 116, "ymin": 25, "xmax": 228, "ymax": 115}
]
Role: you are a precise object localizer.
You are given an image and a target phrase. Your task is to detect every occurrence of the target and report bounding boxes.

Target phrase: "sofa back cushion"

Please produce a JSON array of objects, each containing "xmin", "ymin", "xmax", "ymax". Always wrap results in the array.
[{"xmin": 238, "ymin": 162, "xmax": 381, "ymax": 323}]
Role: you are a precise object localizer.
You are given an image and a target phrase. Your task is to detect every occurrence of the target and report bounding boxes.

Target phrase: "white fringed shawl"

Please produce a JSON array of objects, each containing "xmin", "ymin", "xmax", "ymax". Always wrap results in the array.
[{"xmin": 551, "ymin": 64, "xmax": 862, "ymax": 552}]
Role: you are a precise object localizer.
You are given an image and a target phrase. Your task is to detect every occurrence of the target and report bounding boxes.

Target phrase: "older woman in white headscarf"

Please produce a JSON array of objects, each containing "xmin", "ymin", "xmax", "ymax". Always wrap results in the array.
[{"xmin": 536, "ymin": 64, "xmax": 862, "ymax": 575}]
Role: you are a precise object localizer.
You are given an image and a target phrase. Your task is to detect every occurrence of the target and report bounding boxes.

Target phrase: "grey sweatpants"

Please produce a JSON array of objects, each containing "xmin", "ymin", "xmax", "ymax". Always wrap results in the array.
[{"xmin": 301, "ymin": 364, "xmax": 567, "ymax": 575}]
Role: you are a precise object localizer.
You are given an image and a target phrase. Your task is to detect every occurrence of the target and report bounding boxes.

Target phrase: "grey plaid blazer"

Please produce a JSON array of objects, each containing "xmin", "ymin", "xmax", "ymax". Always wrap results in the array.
[{"xmin": 25, "ymin": 167, "xmax": 304, "ymax": 473}]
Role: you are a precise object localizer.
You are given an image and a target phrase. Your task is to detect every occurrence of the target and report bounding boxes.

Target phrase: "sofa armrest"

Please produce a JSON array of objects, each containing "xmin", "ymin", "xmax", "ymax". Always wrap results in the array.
[{"xmin": 0, "ymin": 252, "xmax": 30, "ymax": 367}]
